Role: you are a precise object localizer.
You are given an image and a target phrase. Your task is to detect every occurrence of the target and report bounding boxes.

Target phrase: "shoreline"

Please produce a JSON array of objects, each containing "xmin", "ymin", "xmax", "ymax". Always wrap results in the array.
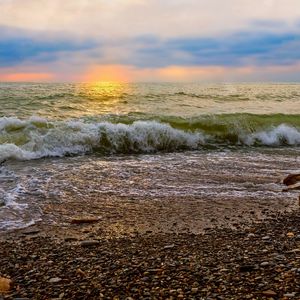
[{"xmin": 0, "ymin": 195, "xmax": 299, "ymax": 299}]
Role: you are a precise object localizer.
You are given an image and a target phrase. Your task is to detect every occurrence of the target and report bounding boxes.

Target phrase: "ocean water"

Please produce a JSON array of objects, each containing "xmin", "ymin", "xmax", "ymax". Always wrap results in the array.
[{"xmin": 0, "ymin": 82, "xmax": 300, "ymax": 230}]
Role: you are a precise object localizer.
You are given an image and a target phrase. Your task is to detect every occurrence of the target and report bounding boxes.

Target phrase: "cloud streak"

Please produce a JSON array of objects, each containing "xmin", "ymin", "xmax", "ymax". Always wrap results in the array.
[{"xmin": 0, "ymin": 26, "xmax": 98, "ymax": 67}]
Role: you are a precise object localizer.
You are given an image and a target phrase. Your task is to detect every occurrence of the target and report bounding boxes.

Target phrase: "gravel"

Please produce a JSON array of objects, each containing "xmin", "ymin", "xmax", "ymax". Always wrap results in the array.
[{"xmin": 0, "ymin": 211, "xmax": 299, "ymax": 299}]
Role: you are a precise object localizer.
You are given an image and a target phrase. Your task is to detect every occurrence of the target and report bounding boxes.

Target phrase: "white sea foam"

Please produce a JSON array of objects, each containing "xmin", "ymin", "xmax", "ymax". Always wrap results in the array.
[
  {"xmin": 0, "ymin": 118, "xmax": 205, "ymax": 160},
  {"xmin": 0, "ymin": 117, "xmax": 300, "ymax": 161},
  {"xmin": 244, "ymin": 124, "xmax": 300, "ymax": 146}
]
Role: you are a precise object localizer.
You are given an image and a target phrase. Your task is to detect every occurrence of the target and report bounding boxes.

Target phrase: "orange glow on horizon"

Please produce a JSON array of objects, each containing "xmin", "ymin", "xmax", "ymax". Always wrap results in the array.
[
  {"xmin": 0, "ymin": 72, "xmax": 53, "ymax": 82},
  {"xmin": 83, "ymin": 65, "xmax": 133, "ymax": 83}
]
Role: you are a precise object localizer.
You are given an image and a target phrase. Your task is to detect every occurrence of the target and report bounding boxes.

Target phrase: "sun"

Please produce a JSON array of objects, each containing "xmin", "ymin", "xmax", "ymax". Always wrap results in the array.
[{"xmin": 83, "ymin": 65, "xmax": 132, "ymax": 83}]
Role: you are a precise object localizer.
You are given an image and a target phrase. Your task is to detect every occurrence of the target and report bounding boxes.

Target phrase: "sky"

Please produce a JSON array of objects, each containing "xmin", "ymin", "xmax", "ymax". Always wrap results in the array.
[{"xmin": 1, "ymin": 0, "xmax": 300, "ymax": 82}]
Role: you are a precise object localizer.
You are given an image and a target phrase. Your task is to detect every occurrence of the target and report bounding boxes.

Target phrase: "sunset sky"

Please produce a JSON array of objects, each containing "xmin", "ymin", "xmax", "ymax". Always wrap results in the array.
[{"xmin": 1, "ymin": 0, "xmax": 300, "ymax": 82}]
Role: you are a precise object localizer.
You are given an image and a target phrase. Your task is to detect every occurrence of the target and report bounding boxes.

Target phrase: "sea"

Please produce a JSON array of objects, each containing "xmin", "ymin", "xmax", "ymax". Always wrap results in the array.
[{"xmin": 0, "ymin": 82, "xmax": 300, "ymax": 230}]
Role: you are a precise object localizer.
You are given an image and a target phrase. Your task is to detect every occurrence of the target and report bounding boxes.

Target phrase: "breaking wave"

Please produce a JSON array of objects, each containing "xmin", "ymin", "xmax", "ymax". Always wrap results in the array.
[{"xmin": 0, "ymin": 114, "xmax": 300, "ymax": 161}]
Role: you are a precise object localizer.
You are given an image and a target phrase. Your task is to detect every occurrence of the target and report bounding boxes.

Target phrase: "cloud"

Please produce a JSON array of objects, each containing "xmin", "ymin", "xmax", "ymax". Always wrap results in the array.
[
  {"xmin": 0, "ymin": 26, "xmax": 98, "ymax": 67},
  {"xmin": 0, "ymin": 0, "xmax": 300, "ymax": 39},
  {"xmin": 122, "ymin": 31, "xmax": 300, "ymax": 68}
]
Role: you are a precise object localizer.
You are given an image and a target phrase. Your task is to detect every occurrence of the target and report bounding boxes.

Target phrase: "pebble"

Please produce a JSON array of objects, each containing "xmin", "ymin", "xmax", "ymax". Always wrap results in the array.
[
  {"xmin": 70, "ymin": 217, "xmax": 100, "ymax": 224},
  {"xmin": 80, "ymin": 240, "xmax": 100, "ymax": 247},
  {"xmin": 283, "ymin": 293, "xmax": 296, "ymax": 298},
  {"xmin": 0, "ymin": 277, "xmax": 12, "ymax": 292},
  {"xmin": 49, "ymin": 277, "xmax": 62, "ymax": 283},
  {"xmin": 163, "ymin": 244, "xmax": 175, "ymax": 249},
  {"xmin": 239, "ymin": 264, "xmax": 256, "ymax": 272},
  {"xmin": 1, "ymin": 210, "xmax": 300, "ymax": 299},
  {"xmin": 262, "ymin": 290, "xmax": 277, "ymax": 296},
  {"xmin": 274, "ymin": 255, "xmax": 286, "ymax": 261},
  {"xmin": 262, "ymin": 235, "xmax": 270, "ymax": 240},
  {"xmin": 22, "ymin": 229, "xmax": 40, "ymax": 235},
  {"xmin": 64, "ymin": 236, "xmax": 78, "ymax": 242}
]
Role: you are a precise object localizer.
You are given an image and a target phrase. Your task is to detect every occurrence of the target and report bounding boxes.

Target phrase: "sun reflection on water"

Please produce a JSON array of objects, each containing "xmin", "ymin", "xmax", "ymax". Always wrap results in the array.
[
  {"xmin": 73, "ymin": 81, "xmax": 132, "ymax": 116},
  {"xmin": 80, "ymin": 81, "xmax": 128, "ymax": 99}
]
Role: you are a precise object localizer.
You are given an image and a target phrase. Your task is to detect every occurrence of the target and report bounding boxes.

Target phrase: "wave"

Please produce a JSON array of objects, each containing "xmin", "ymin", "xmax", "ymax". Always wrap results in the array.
[{"xmin": 0, "ymin": 114, "xmax": 300, "ymax": 161}]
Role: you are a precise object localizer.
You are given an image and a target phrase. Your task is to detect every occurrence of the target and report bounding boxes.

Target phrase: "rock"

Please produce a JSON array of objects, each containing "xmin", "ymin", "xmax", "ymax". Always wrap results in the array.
[
  {"xmin": 283, "ymin": 293, "xmax": 296, "ymax": 298},
  {"xmin": 283, "ymin": 174, "xmax": 300, "ymax": 186},
  {"xmin": 80, "ymin": 240, "xmax": 100, "ymax": 247},
  {"xmin": 291, "ymin": 248, "xmax": 300, "ymax": 253},
  {"xmin": 64, "ymin": 236, "xmax": 78, "ymax": 242},
  {"xmin": 163, "ymin": 244, "xmax": 175, "ymax": 249},
  {"xmin": 22, "ymin": 228, "xmax": 40, "ymax": 235},
  {"xmin": 76, "ymin": 268, "xmax": 86, "ymax": 277},
  {"xmin": 191, "ymin": 287, "xmax": 198, "ymax": 293},
  {"xmin": 49, "ymin": 277, "xmax": 62, "ymax": 283},
  {"xmin": 0, "ymin": 277, "xmax": 12, "ymax": 292},
  {"xmin": 239, "ymin": 264, "xmax": 256, "ymax": 272},
  {"xmin": 262, "ymin": 290, "xmax": 277, "ymax": 296},
  {"xmin": 70, "ymin": 217, "xmax": 101, "ymax": 224},
  {"xmin": 287, "ymin": 232, "xmax": 294, "ymax": 238},
  {"xmin": 147, "ymin": 269, "xmax": 162, "ymax": 274},
  {"xmin": 260, "ymin": 262, "xmax": 269, "ymax": 267},
  {"xmin": 274, "ymin": 255, "xmax": 286, "ymax": 261},
  {"xmin": 262, "ymin": 236, "xmax": 270, "ymax": 240}
]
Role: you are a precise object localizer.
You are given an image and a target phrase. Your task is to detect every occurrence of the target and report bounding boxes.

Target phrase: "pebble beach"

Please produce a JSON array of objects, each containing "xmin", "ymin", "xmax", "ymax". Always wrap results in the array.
[{"xmin": 1, "ymin": 193, "xmax": 300, "ymax": 299}]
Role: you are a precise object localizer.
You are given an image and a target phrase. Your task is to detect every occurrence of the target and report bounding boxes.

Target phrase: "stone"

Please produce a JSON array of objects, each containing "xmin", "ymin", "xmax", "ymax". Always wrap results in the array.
[
  {"xmin": 287, "ymin": 232, "xmax": 294, "ymax": 238},
  {"xmin": 291, "ymin": 248, "xmax": 300, "ymax": 253},
  {"xmin": 283, "ymin": 293, "xmax": 296, "ymax": 298},
  {"xmin": 191, "ymin": 287, "xmax": 198, "ymax": 293},
  {"xmin": 239, "ymin": 264, "xmax": 256, "ymax": 272},
  {"xmin": 76, "ymin": 268, "xmax": 86, "ymax": 277},
  {"xmin": 262, "ymin": 236, "xmax": 270, "ymax": 240},
  {"xmin": 49, "ymin": 277, "xmax": 62, "ymax": 283},
  {"xmin": 0, "ymin": 277, "xmax": 12, "ymax": 292},
  {"xmin": 80, "ymin": 240, "xmax": 100, "ymax": 247},
  {"xmin": 163, "ymin": 244, "xmax": 175, "ymax": 249},
  {"xmin": 260, "ymin": 262, "xmax": 269, "ymax": 267},
  {"xmin": 22, "ymin": 228, "xmax": 40, "ymax": 235},
  {"xmin": 64, "ymin": 236, "xmax": 78, "ymax": 242},
  {"xmin": 262, "ymin": 290, "xmax": 277, "ymax": 296}
]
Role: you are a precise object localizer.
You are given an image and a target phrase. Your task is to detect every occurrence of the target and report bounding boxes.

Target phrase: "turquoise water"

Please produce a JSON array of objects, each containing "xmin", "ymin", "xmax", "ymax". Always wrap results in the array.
[{"xmin": 0, "ymin": 82, "xmax": 299, "ymax": 230}]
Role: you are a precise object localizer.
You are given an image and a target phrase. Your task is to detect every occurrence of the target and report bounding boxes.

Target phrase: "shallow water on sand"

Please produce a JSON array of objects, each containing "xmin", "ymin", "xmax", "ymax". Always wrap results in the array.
[{"xmin": 1, "ymin": 148, "xmax": 299, "ymax": 231}]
